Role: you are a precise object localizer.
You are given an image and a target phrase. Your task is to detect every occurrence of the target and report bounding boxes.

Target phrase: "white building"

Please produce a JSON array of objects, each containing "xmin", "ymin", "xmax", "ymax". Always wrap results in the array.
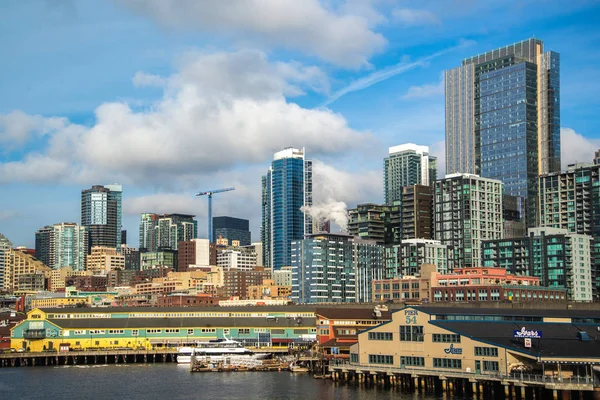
[{"xmin": 216, "ymin": 248, "xmax": 258, "ymax": 271}]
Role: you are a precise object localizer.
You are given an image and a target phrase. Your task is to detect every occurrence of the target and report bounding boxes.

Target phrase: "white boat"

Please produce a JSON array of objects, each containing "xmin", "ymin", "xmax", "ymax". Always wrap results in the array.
[{"xmin": 177, "ymin": 338, "xmax": 269, "ymax": 364}]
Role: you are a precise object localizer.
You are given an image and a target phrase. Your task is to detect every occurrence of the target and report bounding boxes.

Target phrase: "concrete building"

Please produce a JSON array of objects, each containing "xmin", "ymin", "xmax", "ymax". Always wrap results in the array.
[
  {"xmin": 291, "ymin": 233, "xmax": 384, "ymax": 303},
  {"xmin": 139, "ymin": 213, "xmax": 197, "ymax": 252},
  {"xmin": 445, "ymin": 38, "xmax": 560, "ymax": 227},
  {"xmin": 348, "ymin": 203, "xmax": 401, "ymax": 245},
  {"xmin": 177, "ymin": 238, "xmax": 213, "ymax": 272},
  {"xmin": 216, "ymin": 247, "xmax": 258, "ymax": 271},
  {"xmin": 221, "ymin": 268, "xmax": 270, "ymax": 299},
  {"xmin": 34, "ymin": 226, "xmax": 53, "ymax": 267},
  {"xmin": 482, "ymin": 227, "xmax": 593, "ymax": 302},
  {"xmin": 435, "ymin": 173, "xmax": 503, "ymax": 268},
  {"xmin": 261, "ymin": 147, "xmax": 312, "ymax": 270},
  {"xmin": 384, "ymin": 239, "xmax": 455, "ymax": 277},
  {"xmin": 86, "ymin": 246, "xmax": 125, "ymax": 275},
  {"xmin": 247, "ymin": 279, "xmax": 292, "ymax": 300},
  {"xmin": 272, "ymin": 267, "xmax": 292, "ymax": 287},
  {"xmin": 384, "ymin": 144, "xmax": 437, "ymax": 205},
  {"xmin": 0, "ymin": 233, "xmax": 12, "ymax": 291},
  {"xmin": 52, "ymin": 222, "xmax": 88, "ymax": 271},
  {"xmin": 2, "ymin": 248, "xmax": 51, "ymax": 293},
  {"xmin": 213, "ymin": 216, "xmax": 251, "ymax": 246},
  {"xmin": 81, "ymin": 184, "xmax": 122, "ymax": 251}
]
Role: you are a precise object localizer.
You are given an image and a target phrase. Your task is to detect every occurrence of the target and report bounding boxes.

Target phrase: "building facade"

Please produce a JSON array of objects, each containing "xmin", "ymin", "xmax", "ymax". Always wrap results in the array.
[
  {"xmin": 52, "ymin": 223, "xmax": 88, "ymax": 271},
  {"xmin": 261, "ymin": 148, "xmax": 312, "ymax": 270},
  {"xmin": 34, "ymin": 226, "xmax": 54, "ymax": 268},
  {"xmin": 384, "ymin": 144, "xmax": 437, "ymax": 205},
  {"xmin": 348, "ymin": 203, "xmax": 401, "ymax": 245},
  {"xmin": 0, "ymin": 233, "xmax": 12, "ymax": 291},
  {"xmin": 81, "ymin": 184, "xmax": 122, "ymax": 251},
  {"xmin": 216, "ymin": 248, "xmax": 258, "ymax": 271},
  {"xmin": 212, "ymin": 216, "xmax": 251, "ymax": 246},
  {"xmin": 140, "ymin": 250, "xmax": 178, "ymax": 271},
  {"xmin": 595, "ymin": 149, "xmax": 600, "ymax": 165},
  {"xmin": 482, "ymin": 227, "xmax": 593, "ymax": 302},
  {"xmin": 139, "ymin": 213, "xmax": 197, "ymax": 252},
  {"xmin": 177, "ymin": 239, "xmax": 213, "ymax": 272},
  {"xmin": 384, "ymin": 239, "xmax": 455, "ymax": 277},
  {"xmin": 86, "ymin": 246, "xmax": 126, "ymax": 275},
  {"xmin": 435, "ymin": 174, "xmax": 504, "ymax": 268},
  {"xmin": 400, "ymin": 184, "xmax": 434, "ymax": 240},
  {"xmin": 291, "ymin": 233, "xmax": 384, "ymax": 303},
  {"xmin": 445, "ymin": 39, "xmax": 560, "ymax": 227},
  {"xmin": 2, "ymin": 248, "xmax": 51, "ymax": 293}
]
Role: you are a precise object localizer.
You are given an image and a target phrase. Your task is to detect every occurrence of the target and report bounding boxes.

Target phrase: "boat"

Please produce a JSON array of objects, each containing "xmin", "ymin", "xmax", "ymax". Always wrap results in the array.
[{"xmin": 178, "ymin": 338, "xmax": 270, "ymax": 364}]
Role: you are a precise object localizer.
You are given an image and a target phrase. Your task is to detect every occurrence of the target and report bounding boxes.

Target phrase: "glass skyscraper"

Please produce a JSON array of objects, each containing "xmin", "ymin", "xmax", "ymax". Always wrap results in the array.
[
  {"xmin": 445, "ymin": 38, "xmax": 560, "ymax": 226},
  {"xmin": 384, "ymin": 143, "xmax": 436, "ymax": 205},
  {"xmin": 212, "ymin": 216, "xmax": 251, "ymax": 246},
  {"xmin": 261, "ymin": 148, "xmax": 312, "ymax": 270},
  {"xmin": 81, "ymin": 184, "xmax": 122, "ymax": 251}
]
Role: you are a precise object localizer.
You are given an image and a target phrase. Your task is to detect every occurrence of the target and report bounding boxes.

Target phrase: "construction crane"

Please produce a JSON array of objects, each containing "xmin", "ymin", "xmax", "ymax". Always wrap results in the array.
[{"xmin": 195, "ymin": 187, "xmax": 235, "ymax": 243}]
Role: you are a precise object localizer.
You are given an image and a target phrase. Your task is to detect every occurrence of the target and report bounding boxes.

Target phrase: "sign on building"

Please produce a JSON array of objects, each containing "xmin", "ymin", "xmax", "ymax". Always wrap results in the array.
[{"xmin": 513, "ymin": 327, "xmax": 542, "ymax": 339}]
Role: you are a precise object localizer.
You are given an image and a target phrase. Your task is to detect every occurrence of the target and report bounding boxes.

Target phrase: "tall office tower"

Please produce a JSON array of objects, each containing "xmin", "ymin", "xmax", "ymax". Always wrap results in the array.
[
  {"xmin": 121, "ymin": 230, "xmax": 127, "ymax": 246},
  {"xmin": 348, "ymin": 203, "xmax": 401, "ymax": 245},
  {"xmin": 213, "ymin": 216, "xmax": 251, "ymax": 246},
  {"xmin": 482, "ymin": 228, "xmax": 593, "ymax": 302},
  {"xmin": 435, "ymin": 173, "xmax": 504, "ymax": 268},
  {"xmin": 138, "ymin": 213, "xmax": 197, "ymax": 252},
  {"xmin": 290, "ymin": 233, "xmax": 384, "ymax": 303},
  {"xmin": 81, "ymin": 184, "xmax": 122, "ymax": 251},
  {"xmin": 400, "ymin": 184, "xmax": 434, "ymax": 240},
  {"xmin": 34, "ymin": 226, "xmax": 54, "ymax": 267},
  {"xmin": 0, "ymin": 233, "xmax": 13, "ymax": 290},
  {"xmin": 261, "ymin": 148, "xmax": 312, "ymax": 270},
  {"xmin": 384, "ymin": 144, "xmax": 437, "ymax": 205},
  {"xmin": 445, "ymin": 38, "xmax": 560, "ymax": 226},
  {"xmin": 53, "ymin": 222, "xmax": 88, "ymax": 271},
  {"xmin": 384, "ymin": 239, "xmax": 455, "ymax": 277},
  {"xmin": 595, "ymin": 149, "xmax": 600, "ymax": 165}
]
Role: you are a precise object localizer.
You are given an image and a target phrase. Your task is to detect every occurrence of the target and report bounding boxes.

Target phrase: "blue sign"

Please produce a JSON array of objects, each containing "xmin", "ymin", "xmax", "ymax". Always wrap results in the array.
[
  {"xmin": 513, "ymin": 327, "xmax": 542, "ymax": 339},
  {"xmin": 444, "ymin": 344, "xmax": 463, "ymax": 355}
]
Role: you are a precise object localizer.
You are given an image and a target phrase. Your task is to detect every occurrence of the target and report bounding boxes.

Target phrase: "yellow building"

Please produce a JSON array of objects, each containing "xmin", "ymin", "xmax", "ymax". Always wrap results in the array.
[
  {"xmin": 86, "ymin": 246, "xmax": 125, "ymax": 274},
  {"xmin": 247, "ymin": 279, "xmax": 292, "ymax": 300},
  {"xmin": 31, "ymin": 296, "xmax": 89, "ymax": 308},
  {"xmin": 3, "ymin": 248, "xmax": 51, "ymax": 292}
]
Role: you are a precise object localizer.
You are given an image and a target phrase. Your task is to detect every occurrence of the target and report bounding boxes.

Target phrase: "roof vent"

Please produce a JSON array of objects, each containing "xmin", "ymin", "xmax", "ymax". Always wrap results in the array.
[{"xmin": 577, "ymin": 331, "xmax": 592, "ymax": 341}]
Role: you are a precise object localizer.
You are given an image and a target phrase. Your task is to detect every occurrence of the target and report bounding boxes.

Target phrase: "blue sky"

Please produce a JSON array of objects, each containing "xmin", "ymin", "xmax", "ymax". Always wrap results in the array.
[{"xmin": 1, "ymin": 0, "xmax": 600, "ymax": 248}]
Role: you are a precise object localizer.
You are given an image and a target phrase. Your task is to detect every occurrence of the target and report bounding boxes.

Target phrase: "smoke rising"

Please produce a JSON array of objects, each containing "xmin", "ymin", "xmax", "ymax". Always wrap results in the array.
[{"xmin": 301, "ymin": 201, "xmax": 349, "ymax": 232}]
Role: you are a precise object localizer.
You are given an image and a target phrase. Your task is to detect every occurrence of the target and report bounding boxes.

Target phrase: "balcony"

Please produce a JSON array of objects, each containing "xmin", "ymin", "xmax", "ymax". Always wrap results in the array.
[{"xmin": 23, "ymin": 329, "xmax": 46, "ymax": 340}]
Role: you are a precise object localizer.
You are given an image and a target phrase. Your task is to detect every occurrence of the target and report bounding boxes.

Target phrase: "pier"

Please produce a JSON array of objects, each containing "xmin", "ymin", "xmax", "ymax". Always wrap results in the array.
[{"xmin": 329, "ymin": 364, "xmax": 600, "ymax": 400}]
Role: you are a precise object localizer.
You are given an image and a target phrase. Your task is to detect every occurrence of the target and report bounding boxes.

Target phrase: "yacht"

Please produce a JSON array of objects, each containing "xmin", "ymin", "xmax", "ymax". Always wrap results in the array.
[{"xmin": 177, "ymin": 338, "xmax": 269, "ymax": 364}]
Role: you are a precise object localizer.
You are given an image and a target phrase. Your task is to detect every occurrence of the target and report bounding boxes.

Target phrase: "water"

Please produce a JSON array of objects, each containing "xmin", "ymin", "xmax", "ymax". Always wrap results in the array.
[{"xmin": 0, "ymin": 364, "xmax": 455, "ymax": 400}]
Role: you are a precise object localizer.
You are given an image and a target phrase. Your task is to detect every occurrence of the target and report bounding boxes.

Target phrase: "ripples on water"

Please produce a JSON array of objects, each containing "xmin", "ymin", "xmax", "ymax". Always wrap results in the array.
[{"xmin": 0, "ymin": 364, "xmax": 458, "ymax": 400}]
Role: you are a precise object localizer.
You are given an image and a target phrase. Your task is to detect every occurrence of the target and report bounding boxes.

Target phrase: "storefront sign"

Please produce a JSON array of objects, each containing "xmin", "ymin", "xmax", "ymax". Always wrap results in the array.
[
  {"xmin": 513, "ymin": 327, "xmax": 542, "ymax": 339},
  {"xmin": 524, "ymin": 338, "xmax": 532, "ymax": 348},
  {"xmin": 444, "ymin": 344, "xmax": 463, "ymax": 355}
]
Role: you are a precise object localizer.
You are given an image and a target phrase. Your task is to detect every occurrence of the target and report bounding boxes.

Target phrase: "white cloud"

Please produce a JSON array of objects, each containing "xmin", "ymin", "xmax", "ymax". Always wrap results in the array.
[
  {"xmin": 393, "ymin": 8, "xmax": 440, "ymax": 26},
  {"xmin": 124, "ymin": 193, "xmax": 201, "ymax": 216},
  {"xmin": 402, "ymin": 73, "xmax": 444, "ymax": 99},
  {"xmin": 0, "ymin": 110, "xmax": 67, "ymax": 149},
  {"xmin": 132, "ymin": 71, "xmax": 167, "ymax": 88},
  {"xmin": 312, "ymin": 160, "xmax": 382, "ymax": 206},
  {"xmin": 0, "ymin": 210, "xmax": 19, "ymax": 221},
  {"xmin": 116, "ymin": 0, "xmax": 386, "ymax": 67},
  {"xmin": 0, "ymin": 50, "xmax": 370, "ymax": 186},
  {"xmin": 430, "ymin": 140, "xmax": 446, "ymax": 178},
  {"xmin": 560, "ymin": 127, "xmax": 600, "ymax": 168}
]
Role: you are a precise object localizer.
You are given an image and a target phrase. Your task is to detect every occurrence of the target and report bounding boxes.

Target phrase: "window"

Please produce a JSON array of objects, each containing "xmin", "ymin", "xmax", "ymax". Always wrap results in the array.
[
  {"xmin": 271, "ymin": 329, "xmax": 285, "ymax": 335},
  {"xmin": 89, "ymin": 330, "xmax": 105, "ymax": 335},
  {"xmin": 399, "ymin": 325, "xmax": 424, "ymax": 342},
  {"xmin": 368, "ymin": 355, "xmax": 393, "ymax": 365},
  {"xmin": 474, "ymin": 347, "xmax": 498, "ymax": 357},
  {"xmin": 433, "ymin": 358, "xmax": 462, "ymax": 369},
  {"xmin": 223, "ymin": 329, "xmax": 230, "ymax": 335},
  {"xmin": 350, "ymin": 354, "xmax": 358, "ymax": 363},
  {"xmin": 432, "ymin": 334, "xmax": 461, "ymax": 343},
  {"xmin": 400, "ymin": 356, "xmax": 424, "ymax": 367},
  {"xmin": 483, "ymin": 361, "xmax": 499, "ymax": 372},
  {"xmin": 165, "ymin": 329, "xmax": 180, "ymax": 334},
  {"xmin": 109, "ymin": 330, "xmax": 124, "ymax": 335},
  {"xmin": 147, "ymin": 329, "xmax": 162, "ymax": 334},
  {"xmin": 187, "ymin": 329, "xmax": 194, "ymax": 335},
  {"xmin": 254, "ymin": 328, "xmax": 268, "ymax": 333},
  {"xmin": 238, "ymin": 329, "xmax": 250, "ymax": 335},
  {"xmin": 368, "ymin": 332, "xmax": 393, "ymax": 341},
  {"xmin": 200, "ymin": 328, "xmax": 216, "ymax": 333},
  {"xmin": 74, "ymin": 330, "xmax": 86, "ymax": 335},
  {"xmin": 132, "ymin": 330, "xmax": 139, "ymax": 336}
]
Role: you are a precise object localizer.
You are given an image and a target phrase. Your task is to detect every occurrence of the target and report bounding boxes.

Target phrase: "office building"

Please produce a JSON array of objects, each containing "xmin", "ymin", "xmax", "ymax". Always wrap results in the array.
[
  {"xmin": 435, "ymin": 174, "xmax": 503, "ymax": 268},
  {"xmin": 503, "ymin": 195, "xmax": 526, "ymax": 239},
  {"xmin": 261, "ymin": 148, "xmax": 312, "ymax": 270},
  {"xmin": 400, "ymin": 184, "xmax": 434, "ymax": 240},
  {"xmin": 384, "ymin": 239, "xmax": 455, "ymax": 277},
  {"xmin": 291, "ymin": 233, "xmax": 384, "ymax": 303},
  {"xmin": 34, "ymin": 226, "xmax": 54, "ymax": 267},
  {"xmin": 384, "ymin": 144, "xmax": 437, "ymax": 205},
  {"xmin": 213, "ymin": 216, "xmax": 251, "ymax": 246},
  {"xmin": 445, "ymin": 39, "xmax": 560, "ymax": 226},
  {"xmin": 216, "ymin": 248, "xmax": 259, "ymax": 271},
  {"xmin": 0, "ymin": 233, "xmax": 12, "ymax": 290},
  {"xmin": 140, "ymin": 250, "xmax": 178, "ymax": 271},
  {"xmin": 177, "ymin": 238, "xmax": 214, "ymax": 272},
  {"xmin": 348, "ymin": 203, "xmax": 401, "ymax": 245},
  {"xmin": 120, "ymin": 245, "xmax": 140, "ymax": 271},
  {"xmin": 52, "ymin": 223, "xmax": 88, "ymax": 271},
  {"xmin": 81, "ymin": 184, "xmax": 122, "ymax": 251},
  {"xmin": 139, "ymin": 213, "xmax": 197, "ymax": 252},
  {"xmin": 482, "ymin": 227, "xmax": 593, "ymax": 301},
  {"xmin": 86, "ymin": 246, "xmax": 125, "ymax": 275}
]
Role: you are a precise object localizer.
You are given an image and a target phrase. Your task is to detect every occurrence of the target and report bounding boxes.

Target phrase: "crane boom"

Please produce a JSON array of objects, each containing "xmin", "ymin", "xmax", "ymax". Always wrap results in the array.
[{"xmin": 195, "ymin": 187, "xmax": 236, "ymax": 242}]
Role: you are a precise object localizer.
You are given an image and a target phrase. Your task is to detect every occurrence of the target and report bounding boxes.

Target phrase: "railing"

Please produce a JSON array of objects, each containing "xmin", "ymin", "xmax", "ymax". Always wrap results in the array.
[{"xmin": 332, "ymin": 363, "xmax": 593, "ymax": 387}]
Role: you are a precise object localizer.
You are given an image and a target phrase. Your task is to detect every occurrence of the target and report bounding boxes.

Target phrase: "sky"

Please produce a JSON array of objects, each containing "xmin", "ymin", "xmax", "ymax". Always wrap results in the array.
[{"xmin": 1, "ymin": 0, "xmax": 600, "ymax": 248}]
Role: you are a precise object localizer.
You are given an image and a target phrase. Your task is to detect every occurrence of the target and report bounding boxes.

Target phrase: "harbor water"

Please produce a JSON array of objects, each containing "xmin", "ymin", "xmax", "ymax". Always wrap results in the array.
[{"xmin": 0, "ymin": 363, "xmax": 462, "ymax": 399}]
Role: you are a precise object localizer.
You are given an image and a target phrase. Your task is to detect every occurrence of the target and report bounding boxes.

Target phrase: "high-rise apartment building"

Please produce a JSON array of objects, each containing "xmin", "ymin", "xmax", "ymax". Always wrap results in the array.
[
  {"xmin": 261, "ymin": 148, "xmax": 312, "ymax": 270},
  {"xmin": 34, "ymin": 226, "xmax": 54, "ymax": 267},
  {"xmin": 138, "ymin": 213, "xmax": 197, "ymax": 252},
  {"xmin": 0, "ymin": 233, "xmax": 12, "ymax": 290},
  {"xmin": 400, "ymin": 184, "xmax": 434, "ymax": 240},
  {"xmin": 384, "ymin": 239, "xmax": 455, "ymax": 277},
  {"xmin": 384, "ymin": 144, "xmax": 437, "ymax": 205},
  {"xmin": 595, "ymin": 149, "xmax": 600, "ymax": 165},
  {"xmin": 445, "ymin": 38, "xmax": 560, "ymax": 226},
  {"xmin": 435, "ymin": 173, "xmax": 504, "ymax": 268},
  {"xmin": 348, "ymin": 203, "xmax": 401, "ymax": 245},
  {"xmin": 482, "ymin": 228, "xmax": 593, "ymax": 301},
  {"xmin": 213, "ymin": 216, "xmax": 251, "ymax": 246},
  {"xmin": 52, "ymin": 222, "xmax": 88, "ymax": 271},
  {"xmin": 81, "ymin": 185, "xmax": 122, "ymax": 251},
  {"xmin": 3, "ymin": 248, "xmax": 51, "ymax": 292},
  {"xmin": 291, "ymin": 233, "xmax": 384, "ymax": 303}
]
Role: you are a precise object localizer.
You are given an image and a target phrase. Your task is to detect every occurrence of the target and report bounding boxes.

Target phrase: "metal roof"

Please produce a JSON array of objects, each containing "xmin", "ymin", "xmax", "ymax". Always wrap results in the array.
[
  {"xmin": 416, "ymin": 305, "xmax": 600, "ymax": 319},
  {"xmin": 38, "ymin": 305, "xmax": 317, "ymax": 314},
  {"xmin": 48, "ymin": 317, "xmax": 316, "ymax": 329}
]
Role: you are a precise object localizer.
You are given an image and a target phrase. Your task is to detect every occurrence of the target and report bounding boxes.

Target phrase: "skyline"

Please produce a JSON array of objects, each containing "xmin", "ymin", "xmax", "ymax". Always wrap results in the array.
[{"xmin": 2, "ymin": 1, "xmax": 600, "ymax": 248}]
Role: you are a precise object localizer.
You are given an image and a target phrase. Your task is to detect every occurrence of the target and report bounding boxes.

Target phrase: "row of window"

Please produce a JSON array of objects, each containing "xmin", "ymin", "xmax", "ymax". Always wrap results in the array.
[
  {"xmin": 399, "ymin": 326, "xmax": 424, "ymax": 342},
  {"xmin": 432, "ymin": 334, "xmax": 461, "ymax": 343},
  {"xmin": 475, "ymin": 347, "xmax": 498, "ymax": 357},
  {"xmin": 400, "ymin": 356, "xmax": 424, "ymax": 367},
  {"xmin": 368, "ymin": 355, "xmax": 394, "ymax": 365},
  {"xmin": 433, "ymin": 358, "xmax": 462, "ymax": 369},
  {"xmin": 368, "ymin": 332, "xmax": 393, "ymax": 341}
]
